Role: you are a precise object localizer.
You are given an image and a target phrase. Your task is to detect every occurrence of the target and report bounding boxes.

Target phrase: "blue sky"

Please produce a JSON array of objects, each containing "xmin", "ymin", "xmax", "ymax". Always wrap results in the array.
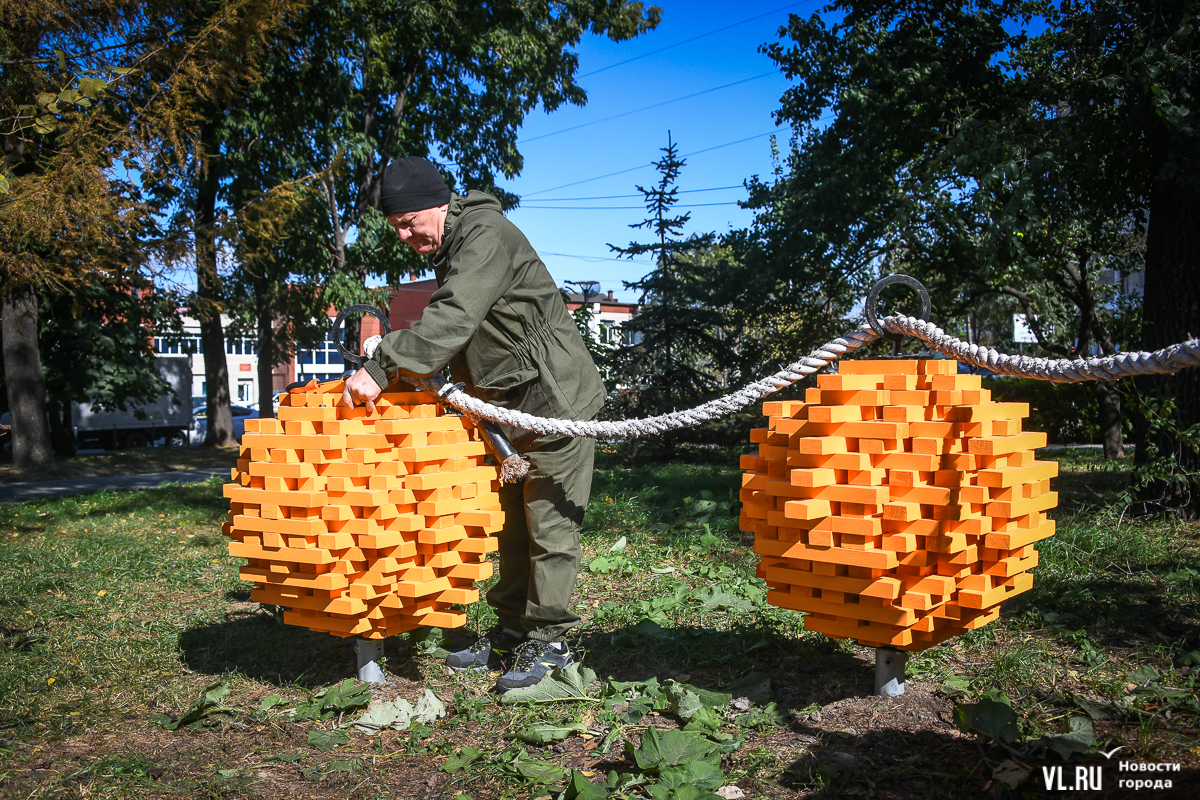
[{"xmin": 493, "ymin": 0, "xmax": 821, "ymax": 303}]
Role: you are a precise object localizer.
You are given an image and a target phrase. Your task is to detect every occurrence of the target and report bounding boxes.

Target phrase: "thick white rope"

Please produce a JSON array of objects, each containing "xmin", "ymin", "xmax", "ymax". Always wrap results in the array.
[
  {"xmin": 410, "ymin": 326, "xmax": 881, "ymax": 439},
  {"xmin": 887, "ymin": 315, "xmax": 1200, "ymax": 383},
  {"xmin": 400, "ymin": 316, "xmax": 1200, "ymax": 441}
]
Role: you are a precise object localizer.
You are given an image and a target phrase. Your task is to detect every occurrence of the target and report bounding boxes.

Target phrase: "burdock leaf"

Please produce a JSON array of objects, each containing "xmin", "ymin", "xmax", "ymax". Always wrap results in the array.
[
  {"xmin": 1030, "ymin": 717, "xmax": 1095, "ymax": 760},
  {"xmin": 510, "ymin": 722, "xmax": 587, "ymax": 745},
  {"xmin": 671, "ymin": 689, "xmax": 703, "ymax": 722},
  {"xmin": 156, "ymin": 679, "xmax": 235, "ymax": 730},
  {"xmin": 628, "ymin": 727, "xmax": 721, "ymax": 773},
  {"xmin": 1127, "ymin": 664, "xmax": 1160, "ymax": 685},
  {"xmin": 322, "ymin": 679, "xmax": 372, "ymax": 714},
  {"xmin": 953, "ymin": 698, "xmax": 1019, "ymax": 744},
  {"xmin": 440, "ymin": 747, "xmax": 483, "ymax": 774},
  {"xmin": 500, "ymin": 663, "xmax": 598, "ymax": 704},
  {"xmin": 725, "ymin": 672, "xmax": 772, "ymax": 705},
  {"xmin": 559, "ymin": 768, "xmax": 609, "ymax": 800},
  {"xmin": 509, "ymin": 749, "xmax": 564, "ymax": 784},
  {"xmin": 665, "ymin": 681, "xmax": 731, "ymax": 713},
  {"xmin": 940, "ymin": 676, "xmax": 972, "ymax": 697},
  {"xmin": 414, "ymin": 689, "xmax": 446, "ymax": 724},
  {"xmin": 733, "ymin": 701, "xmax": 789, "ymax": 730},
  {"xmin": 307, "ymin": 729, "xmax": 350, "ymax": 750},
  {"xmin": 257, "ymin": 695, "xmax": 286, "ymax": 713},
  {"xmin": 683, "ymin": 706, "xmax": 723, "ymax": 732},
  {"xmin": 658, "ymin": 759, "xmax": 726, "ymax": 790},
  {"xmin": 348, "ymin": 698, "xmax": 414, "ymax": 733}
]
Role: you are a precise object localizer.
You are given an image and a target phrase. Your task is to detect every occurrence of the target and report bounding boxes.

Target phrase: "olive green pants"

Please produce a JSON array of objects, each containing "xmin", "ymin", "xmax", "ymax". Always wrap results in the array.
[{"xmin": 485, "ymin": 434, "xmax": 595, "ymax": 642}]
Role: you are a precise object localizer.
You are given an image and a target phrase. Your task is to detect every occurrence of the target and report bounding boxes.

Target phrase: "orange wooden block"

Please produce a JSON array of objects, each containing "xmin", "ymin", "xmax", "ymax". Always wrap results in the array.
[
  {"xmin": 745, "ymin": 358, "xmax": 1058, "ymax": 652},
  {"xmin": 223, "ymin": 379, "xmax": 502, "ymax": 642}
]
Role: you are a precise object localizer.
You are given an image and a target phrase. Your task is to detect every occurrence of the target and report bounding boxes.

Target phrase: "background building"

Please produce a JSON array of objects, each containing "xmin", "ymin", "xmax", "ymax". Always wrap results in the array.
[{"xmin": 155, "ymin": 279, "xmax": 637, "ymax": 407}]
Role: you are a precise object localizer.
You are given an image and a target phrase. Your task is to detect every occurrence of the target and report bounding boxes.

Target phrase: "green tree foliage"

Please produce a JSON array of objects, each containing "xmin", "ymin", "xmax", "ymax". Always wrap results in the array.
[
  {"xmin": 741, "ymin": 0, "xmax": 1198, "ymax": 511},
  {"xmin": 606, "ymin": 134, "xmax": 724, "ymax": 455},
  {"xmin": 224, "ymin": 0, "xmax": 663, "ymax": 354},
  {"xmin": 29, "ymin": 278, "xmax": 183, "ymax": 455},
  {"xmin": 1, "ymin": 0, "xmax": 296, "ymax": 464},
  {"xmin": 169, "ymin": 0, "xmax": 661, "ymax": 432}
]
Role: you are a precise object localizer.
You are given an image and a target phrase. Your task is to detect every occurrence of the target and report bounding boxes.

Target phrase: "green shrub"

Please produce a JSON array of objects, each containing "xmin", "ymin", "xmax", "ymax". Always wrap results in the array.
[{"xmin": 983, "ymin": 377, "xmax": 1099, "ymax": 444}]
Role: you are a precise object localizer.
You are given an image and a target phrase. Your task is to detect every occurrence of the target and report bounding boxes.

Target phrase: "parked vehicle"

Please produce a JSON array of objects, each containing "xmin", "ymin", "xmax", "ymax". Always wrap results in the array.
[
  {"xmin": 73, "ymin": 359, "xmax": 193, "ymax": 450},
  {"xmin": 190, "ymin": 404, "xmax": 255, "ymax": 444}
]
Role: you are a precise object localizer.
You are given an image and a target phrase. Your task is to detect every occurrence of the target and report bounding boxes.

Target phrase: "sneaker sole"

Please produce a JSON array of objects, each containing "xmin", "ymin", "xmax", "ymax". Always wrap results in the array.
[
  {"xmin": 447, "ymin": 664, "xmax": 491, "ymax": 673},
  {"xmin": 495, "ymin": 659, "xmax": 574, "ymax": 691}
]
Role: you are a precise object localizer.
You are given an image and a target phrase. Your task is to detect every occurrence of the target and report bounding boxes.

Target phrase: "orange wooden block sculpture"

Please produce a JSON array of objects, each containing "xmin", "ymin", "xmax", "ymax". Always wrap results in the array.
[
  {"xmin": 742, "ymin": 359, "xmax": 1057, "ymax": 651},
  {"xmin": 221, "ymin": 379, "xmax": 503, "ymax": 639}
]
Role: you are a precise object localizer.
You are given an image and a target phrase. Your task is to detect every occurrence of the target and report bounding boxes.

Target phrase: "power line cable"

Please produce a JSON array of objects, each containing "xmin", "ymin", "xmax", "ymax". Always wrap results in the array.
[
  {"xmin": 579, "ymin": 1, "xmax": 812, "ymax": 78},
  {"xmin": 534, "ymin": 185, "xmax": 744, "ymax": 201},
  {"xmin": 521, "ymin": 202, "xmax": 742, "ymax": 210},
  {"xmin": 522, "ymin": 131, "xmax": 779, "ymax": 196},
  {"xmin": 542, "ymin": 251, "xmax": 655, "ymax": 264},
  {"xmin": 523, "ymin": 72, "xmax": 776, "ymax": 143}
]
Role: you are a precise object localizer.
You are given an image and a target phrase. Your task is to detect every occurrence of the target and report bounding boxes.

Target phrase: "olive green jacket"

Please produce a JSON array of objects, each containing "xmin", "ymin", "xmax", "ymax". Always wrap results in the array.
[{"xmin": 363, "ymin": 191, "xmax": 606, "ymax": 449}]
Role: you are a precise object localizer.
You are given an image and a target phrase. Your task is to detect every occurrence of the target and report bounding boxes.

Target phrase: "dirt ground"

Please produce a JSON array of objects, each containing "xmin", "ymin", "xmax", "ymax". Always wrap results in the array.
[{"xmin": 4, "ymin": 635, "xmax": 1199, "ymax": 800}]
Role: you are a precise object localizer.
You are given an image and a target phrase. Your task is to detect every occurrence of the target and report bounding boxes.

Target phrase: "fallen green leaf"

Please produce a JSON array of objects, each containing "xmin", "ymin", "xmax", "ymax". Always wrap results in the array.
[
  {"xmin": 734, "ymin": 701, "xmax": 789, "ymax": 730},
  {"xmin": 1127, "ymin": 664, "xmax": 1161, "ymax": 685},
  {"xmin": 658, "ymin": 759, "xmax": 725, "ymax": 790},
  {"xmin": 954, "ymin": 698, "xmax": 1019, "ymax": 744},
  {"xmin": 1030, "ymin": 716, "xmax": 1095, "ymax": 760},
  {"xmin": 501, "ymin": 663, "xmax": 598, "ymax": 704},
  {"xmin": 257, "ymin": 695, "xmax": 286, "ymax": 713},
  {"xmin": 151, "ymin": 679, "xmax": 235, "ymax": 730},
  {"xmin": 557, "ymin": 768, "xmax": 609, "ymax": 800},
  {"xmin": 725, "ymin": 672, "xmax": 772, "ymax": 704},
  {"xmin": 440, "ymin": 747, "xmax": 484, "ymax": 774},
  {"xmin": 307, "ymin": 729, "xmax": 350, "ymax": 750},
  {"xmin": 628, "ymin": 727, "xmax": 721, "ymax": 773}
]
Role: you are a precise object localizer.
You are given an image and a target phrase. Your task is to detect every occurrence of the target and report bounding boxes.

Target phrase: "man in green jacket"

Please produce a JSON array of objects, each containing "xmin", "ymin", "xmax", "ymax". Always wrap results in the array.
[{"xmin": 342, "ymin": 157, "xmax": 606, "ymax": 691}]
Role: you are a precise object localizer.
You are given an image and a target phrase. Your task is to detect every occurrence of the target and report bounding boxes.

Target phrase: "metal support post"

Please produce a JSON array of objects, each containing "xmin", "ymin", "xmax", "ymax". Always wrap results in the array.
[
  {"xmin": 356, "ymin": 637, "xmax": 385, "ymax": 684},
  {"xmin": 874, "ymin": 647, "xmax": 908, "ymax": 697}
]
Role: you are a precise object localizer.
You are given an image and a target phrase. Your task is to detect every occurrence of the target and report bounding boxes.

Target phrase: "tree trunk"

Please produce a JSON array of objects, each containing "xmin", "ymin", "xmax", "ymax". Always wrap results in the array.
[
  {"xmin": 255, "ymin": 273, "xmax": 276, "ymax": 419},
  {"xmin": 195, "ymin": 132, "xmax": 235, "ymax": 447},
  {"xmin": 1093, "ymin": 380, "xmax": 1124, "ymax": 459},
  {"xmin": 343, "ymin": 313, "xmax": 361, "ymax": 364},
  {"xmin": 47, "ymin": 399, "xmax": 76, "ymax": 456},
  {"xmin": 1135, "ymin": 173, "xmax": 1200, "ymax": 518},
  {"xmin": 1, "ymin": 284, "xmax": 54, "ymax": 469}
]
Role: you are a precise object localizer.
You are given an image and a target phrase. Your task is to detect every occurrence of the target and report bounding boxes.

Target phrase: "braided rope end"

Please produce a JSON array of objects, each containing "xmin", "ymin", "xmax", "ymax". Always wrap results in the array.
[{"xmin": 499, "ymin": 454, "xmax": 530, "ymax": 483}]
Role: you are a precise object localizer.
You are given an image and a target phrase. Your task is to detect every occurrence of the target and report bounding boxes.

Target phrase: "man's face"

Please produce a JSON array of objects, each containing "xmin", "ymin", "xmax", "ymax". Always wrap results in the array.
[{"xmin": 387, "ymin": 205, "xmax": 446, "ymax": 255}]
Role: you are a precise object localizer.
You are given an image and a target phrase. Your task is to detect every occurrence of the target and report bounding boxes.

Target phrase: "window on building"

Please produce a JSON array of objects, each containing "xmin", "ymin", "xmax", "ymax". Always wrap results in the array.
[
  {"xmin": 156, "ymin": 336, "xmax": 203, "ymax": 354},
  {"xmin": 297, "ymin": 330, "xmax": 345, "ymax": 371},
  {"xmin": 225, "ymin": 338, "xmax": 257, "ymax": 355}
]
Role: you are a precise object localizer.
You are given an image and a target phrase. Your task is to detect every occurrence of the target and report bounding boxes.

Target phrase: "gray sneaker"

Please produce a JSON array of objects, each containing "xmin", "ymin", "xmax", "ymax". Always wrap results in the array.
[
  {"xmin": 495, "ymin": 639, "xmax": 573, "ymax": 691},
  {"xmin": 445, "ymin": 626, "xmax": 524, "ymax": 672}
]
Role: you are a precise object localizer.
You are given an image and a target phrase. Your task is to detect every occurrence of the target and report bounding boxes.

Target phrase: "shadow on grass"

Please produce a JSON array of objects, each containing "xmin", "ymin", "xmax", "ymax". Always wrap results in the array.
[
  {"xmin": 766, "ymin": 725, "xmax": 1200, "ymax": 798},
  {"xmin": 771, "ymin": 726, "xmax": 985, "ymax": 797},
  {"xmin": 1024, "ymin": 571, "xmax": 1200, "ymax": 648},
  {"xmin": 1025, "ymin": 517, "xmax": 1200, "ymax": 648},
  {"xmin": 3, "ymin": 480, "xmax": 227, "ymax": 525},
  {"xmin": 578, "ymin": 619, "xmax": 876, "ymax": 704},
  {"xmin": 176, "ymin": 611, "xmax": 426, "ymax": 689}
]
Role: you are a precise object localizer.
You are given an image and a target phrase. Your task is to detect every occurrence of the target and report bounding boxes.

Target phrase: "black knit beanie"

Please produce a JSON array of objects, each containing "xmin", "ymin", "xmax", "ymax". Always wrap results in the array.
[{"xmin": 379, "ymin": 157, "xmax": 451, "ymax": 216}]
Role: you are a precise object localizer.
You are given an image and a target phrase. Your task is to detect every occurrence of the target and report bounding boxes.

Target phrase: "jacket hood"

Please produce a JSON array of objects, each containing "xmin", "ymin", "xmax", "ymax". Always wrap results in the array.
[{"xmin": 441, "ymin": 191, "xmax": 504, "ymax": 247}]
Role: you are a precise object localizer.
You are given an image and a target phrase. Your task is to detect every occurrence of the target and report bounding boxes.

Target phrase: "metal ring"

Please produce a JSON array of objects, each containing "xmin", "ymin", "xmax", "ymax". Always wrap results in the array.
[
  {"xmin": 864, "ymin": 275, "xmax": 931, "ymax": 342},
  {"xmin": 331, "ymin": 304, "xmax": 392, "ymax": 367}
]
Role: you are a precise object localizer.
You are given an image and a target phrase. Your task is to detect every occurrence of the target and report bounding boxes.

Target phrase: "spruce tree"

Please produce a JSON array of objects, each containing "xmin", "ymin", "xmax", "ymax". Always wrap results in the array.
[{"xmin": 607, "ymin": 134, "xmax": 722, "ymax": 455}]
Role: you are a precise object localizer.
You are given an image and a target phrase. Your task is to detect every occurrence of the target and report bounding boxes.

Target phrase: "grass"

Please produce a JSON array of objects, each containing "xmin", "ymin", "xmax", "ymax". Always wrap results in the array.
[
  {"xmin": 0, "ymin": 445, "xmax": 238, "ymax": 485},
  {"xmin": 0, "ymin": 445, "xmax": 1197, "ymax": 798}
]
